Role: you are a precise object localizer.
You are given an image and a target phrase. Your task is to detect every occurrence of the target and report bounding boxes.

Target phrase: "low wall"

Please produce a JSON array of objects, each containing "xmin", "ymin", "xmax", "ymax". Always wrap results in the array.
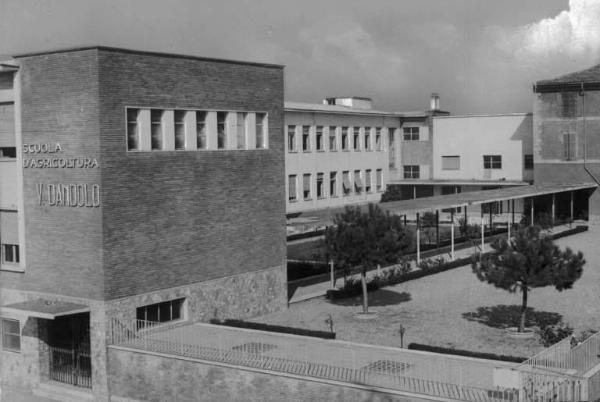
[{"xmin": 107, "ymin": 347, "xmax": 435, "ymax": 402}]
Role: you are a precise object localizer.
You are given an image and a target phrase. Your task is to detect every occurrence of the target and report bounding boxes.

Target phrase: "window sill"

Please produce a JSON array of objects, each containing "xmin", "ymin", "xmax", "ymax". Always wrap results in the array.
[
  {"xmin": 1, "ymin": 264, "xmax": 24, "ymax": 273},
  {"xmin": 288, "ymin": 199, "xmax": 298, "ymax": 203},
  {"xmin": 342, "ymin": 149, "xmax": 350, "ymax": 152},
  {"xmin": 303, "ymin": 150, "xmax": 311, "ymax": 153},
  {"xmin": 303, "ymin": 198, "xmax": 312, "ymax": 201},
  {"xmin": 317, "ymin": 196, "xmax": 326, "ymax": 200},
  {"xmin": 288, "ymin": 150, "xmax": 299, "ymax": 154},
  {"xmin": 330, "ymin": 195, "xmax": 339, "ymax": 198},
  {"xmin": 316, "ymin": 150, "xmax": 325, "ymax": 153},
  {"xmin": 1, "ymin": 348, "xmax": 21, "ymax": 354}
]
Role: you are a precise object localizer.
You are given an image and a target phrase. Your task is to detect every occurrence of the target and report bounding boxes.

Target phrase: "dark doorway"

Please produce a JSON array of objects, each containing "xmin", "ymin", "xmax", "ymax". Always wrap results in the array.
[{"xmin": 48, "ymin": 312, "xmax": 92, "ymax": 388}]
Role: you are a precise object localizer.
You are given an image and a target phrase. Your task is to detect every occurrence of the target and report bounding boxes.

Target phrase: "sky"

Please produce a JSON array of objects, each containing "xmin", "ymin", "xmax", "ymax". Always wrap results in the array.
[{"xmin": 1, "ymin": 0, "xmax": 600, "ymax": 114}]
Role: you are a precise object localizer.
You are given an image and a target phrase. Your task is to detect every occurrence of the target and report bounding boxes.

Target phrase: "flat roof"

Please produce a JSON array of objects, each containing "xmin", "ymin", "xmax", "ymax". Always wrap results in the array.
[
  {"xmin": 433, "ymin": 112, "xmax": 532, "ymax": 119},
  {"xmin": 388, "ymin": 179, "xmax": 530, "ymax": 187},
  {"xmin": 284, "ymin": 101, "xmax": 428, "ymax": 118},
  {"xmin": 1, "ymin": 299, "xmax": 90, "ymax": 319},
  {"xmin": 12, "ymin": 46, "xmax": 284, "ymax": 69}
]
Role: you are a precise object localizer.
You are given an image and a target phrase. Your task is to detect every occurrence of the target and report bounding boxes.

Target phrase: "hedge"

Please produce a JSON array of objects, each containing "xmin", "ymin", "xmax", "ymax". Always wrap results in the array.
[
  {"xmin": 550, "ymin": 225, "xmax": 587, "ymax": 240},
  {"xmin": 209, "ymin": 319, "xmax": 335, "ymax": 339},
  {"xmin": 408, "ymin": 343, "xmax": 527, "ymax": 363},
  {"xmin": 286, "ymin": 228, "xmax": 326, "ymax": 242},
  {"xmin": 287, "ymin": 260, "xmax": 329, "ymax": 281}
]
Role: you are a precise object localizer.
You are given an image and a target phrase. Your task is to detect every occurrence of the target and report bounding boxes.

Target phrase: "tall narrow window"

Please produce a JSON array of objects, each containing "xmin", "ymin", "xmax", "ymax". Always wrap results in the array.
[
  {"xmin": 174, "ymin": 110, "xmax": 186, "ymax": 150},
  {"xmin": 329, "ymin": 171, "xmax": 337, "ymax": 197},
  {"xmin": 341, "ymin": 127, "xmax": 349, "ymax": 150},
  {"xmin": 524, "ymin": 154, "xmax": 534, "ymax": 169},
  {"xmin": 364, "ymin": 128, "xmax": 371, "ymax": 150},
  {"xmin": 365, "ymin": 169, "xmax": 372, "ymax": 192},
  {"xmin": 127, "ymin": 109, "xmax": 140, "ymax": 151},
  {"xmin": 1, "ymin": 319, "xmax": 20, "ymax": 352},
  {"xmin": 288, "ymin": 175, "xmax": 297, "ymax": 201},
  {"xmin": 287, "ymin": 125, "xmax": 297, "ymax": 152},
  {"xmin": 376, "ymin": 169, "xmax": 383, "ymax": 192},
  {"xmin": 217, "ymin": 112, "xmax": 227, "ymax": 149},
  {"xmin": 196, "ymin": 111, "xmax": 207, "ymax": 149},
  {"xmin": 237, "ymin": 112, "xmax": 247, "ymax": 149},
  {"xmin": 563, "ymin": 133, "xmax": 576, "ymax": 161},
  {"xmin": 354, "ymin": 170, "xmax": 363, "ymax": 194},
  {"xmin": 303, "ymin": 174, "xmax": 311, "ymax": 200},
  {"xmin": 150, "ymin": 110, "xmax": 163, "ymax": 150},
  {"xmin": 317, "ymin": 173, "xmax": 324, "ymax": 198},
  {"xmin": 388, "ymin": 129, "xmax": 396, "ymax": 168},
  {"xmin": 302, "ymin": 126, "xmax": 311, "ymax": 152},
  {"xmin": 375, "ymin": 128, "xmax": 382, "ymax": 151},
  {"xmin": 329, "ymin": 126, "xmax": 337, "ymax": 151},
  {"xmin": 342, "ymin": 171, "xmax": 351, "ymax": 195},
  {"xmin": 316, "ymin": 126, "xmax": 323, "ymax": 151},
  {"xmin": 255, "ymin": 113, "xmax": 266, "ymax": 149},
  {"xmin": 2, "ymin": 244, "xmax": 19, "ymax": 264},
  {"xmin": 353, "ymin": 129, "xmax": 360, "ymax": 151}
]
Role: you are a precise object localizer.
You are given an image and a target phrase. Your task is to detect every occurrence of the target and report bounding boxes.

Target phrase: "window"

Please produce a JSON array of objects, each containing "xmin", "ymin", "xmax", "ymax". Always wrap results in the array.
[
  {"xmin": 561, "ymin": 92, "xmax": 578, "ymax": 118},
  {"xmin": 174, "ymin": 110, "xmax": 186, "ymax": 150},
  {"xmin": 288, "ymin": 175, "xmax": 297, "ymax": 201},
  {"xmin": 388, "ymin": 129, "xmax": 396, "ymax": 168},
  {"xmin": 237, "ymin": 112, "xmax": 247, "ymax": 149},
  {"xmin": 441, "ymin": 156, "xmax": 460, "ymax": 170},
  {"xmin": 341, "ymin": 127, "xmax": 349, "ymax": 150},
  {"xmin": 329, "ymin": 171, "xmax": 337, "ymax": 197},
  {"xmin": 217, "ymin": 112, "xmax": 227, "ymax": 149},
  {"xmin": 302, "ymin": 126, "xmax": 311, "ymax": 152},
  {"xmin": 365, "ymin": 169, "xmax": 372, "ymax": 192},
  {"xmin": 353, "ymin": 130, "xmax": 360, "ymax": 151},
  {"xmin": 329, "ymin": 126, "xmax": 337, "ymax": 151},
  {"xmin": 317, "ymin": 173, "xmax": 324, "ymax": 198},
  {"xmin": 403, "ymin": 165, "xmax": 420, "ymax": 179},
  {"xmin": 403, "ymin": 127, "xmax": 419, "ymax": 141},
  {"xmin": 150, "ymin": 110, "xmax": 163, "ymax": 150},
  {"xmin": 342, "ymin": 171, "xmax": 351, "ymax": 195},
  {"xmin": 303, "ymin": 174, "xmax": 311, "ymax": 200},
  {"xmin": 287, "ymin": 125, "xmax": 297, "ymax": 152},
  {"xmin": 196, "ymin": 111, "xmax": 207, "ymax": 149},
  {"xmin": 376, "ymin": 169, "xmax": 383, "ymax": 192},
  {"xmin": 483, "ymin": 155, "xmax": 502, "ymax": 169},
  {"xmin": 563, "ymin": 133, "xmax": 577, "ymax": 161},
  {"xmin": 255, "ymin": 113, "xmax": 266, "ymax": 149},
  {"xmin": 524, "ymin": 154, "xmax": 534, "ymax": 169},
  {"xmin": 0, "ymin": 147, "xmax": 16, "ymax": 158},
  {"xmin": 126, "ymin": 108, "xmax": 140, "ymax": 151},
  {"xmin": 1, "ymin": 319, "xmax": 20, "ymax": 352},
  {"xmin": 316, "ymin": 126, "xmax": 323, "ymax": 151},
  {"xmin": 2, "ymin": 244, "xmax": 19, "ymax": 264},
  {"xmin": 354, "ymin": 170, "xmax": 362, "ymax": 194},
  {"xmin": 375, "ymin": 128, "xmax": 382, "ymax": 151},
  {"xmin": 136, "ymin": 298, "xmax": 185, "ymax": 326},
  {"xmin": 364, "ymin": 128, "xmax": 371, "ymax": 150}
]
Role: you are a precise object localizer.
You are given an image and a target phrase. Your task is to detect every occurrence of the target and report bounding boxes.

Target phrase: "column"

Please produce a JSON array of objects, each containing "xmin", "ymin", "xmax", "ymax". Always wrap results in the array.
[{"xmin": 416, "ymin": 213, "xmax": 421, "ymax": 265}]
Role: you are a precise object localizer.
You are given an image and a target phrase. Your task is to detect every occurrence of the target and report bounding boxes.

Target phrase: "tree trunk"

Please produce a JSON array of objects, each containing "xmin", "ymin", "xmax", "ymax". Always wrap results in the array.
[
  {"xmin": 361, "ymin": 269, "xmax": 368, "ymax": 314},
  {"xmin": 519, "ymin": 287, "xmax": 528, "ymax": 332}
]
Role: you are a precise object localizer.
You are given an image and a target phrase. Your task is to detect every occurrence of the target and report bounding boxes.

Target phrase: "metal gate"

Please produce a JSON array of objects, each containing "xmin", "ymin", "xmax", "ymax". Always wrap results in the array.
[{"xmin": 49, "ymin": 345, "xmax": 92, "ymax": 388}]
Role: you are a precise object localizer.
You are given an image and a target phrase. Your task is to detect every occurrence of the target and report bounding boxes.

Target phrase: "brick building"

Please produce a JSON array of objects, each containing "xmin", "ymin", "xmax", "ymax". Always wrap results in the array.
[{"xmin": 0, "ymin": 47, "xmax": 286, "ymax": 400}]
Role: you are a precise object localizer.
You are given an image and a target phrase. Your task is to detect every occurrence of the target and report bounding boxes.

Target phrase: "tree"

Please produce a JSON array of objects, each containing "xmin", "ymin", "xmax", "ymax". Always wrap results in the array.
[
  {"xmin": 471, "ymin": 226, "xmax": 585, "ymax": 332},
  {"xmin": 325, "ymin": 204, "xmax": 413, "ymax": 313}
]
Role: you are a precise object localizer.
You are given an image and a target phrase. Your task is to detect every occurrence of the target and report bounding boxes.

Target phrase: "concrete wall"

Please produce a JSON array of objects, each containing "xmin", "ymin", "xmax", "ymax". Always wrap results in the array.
[
  {"xmin": 399, "ymin": 123, "xmax": 432, "ymax": 181},
  {"xmin": 432, "ymin": 114, "xmax": 532, "ymax": 182},
  {"xmin": 108, "ymin": 347, "xmax": 426, "ymax": 402}
]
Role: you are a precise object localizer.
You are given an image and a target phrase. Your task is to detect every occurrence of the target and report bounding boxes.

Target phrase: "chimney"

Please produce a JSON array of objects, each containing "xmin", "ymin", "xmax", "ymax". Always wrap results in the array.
[{"xmin": 430, "ymin": 93, "xmax": 440, "ymax": 111}]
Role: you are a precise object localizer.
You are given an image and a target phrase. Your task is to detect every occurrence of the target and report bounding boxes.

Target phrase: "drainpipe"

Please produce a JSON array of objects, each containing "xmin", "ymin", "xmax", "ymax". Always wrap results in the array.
[{"xmin": 580, "ymin": 83, "xmax": 600, "ymax": 186}]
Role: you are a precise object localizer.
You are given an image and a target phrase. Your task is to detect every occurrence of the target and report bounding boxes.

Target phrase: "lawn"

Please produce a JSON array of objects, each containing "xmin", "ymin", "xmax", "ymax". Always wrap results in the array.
[{"xmin": 259, "ymin": 227, "xmax": 600, "ymax": 358}]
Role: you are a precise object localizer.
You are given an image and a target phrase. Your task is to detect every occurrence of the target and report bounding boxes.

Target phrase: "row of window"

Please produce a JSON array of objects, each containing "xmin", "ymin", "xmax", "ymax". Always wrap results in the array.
[
  {"xmin": 0, "ymin": 147, "xmax": 16, "ymax": 158},
  {"xmin": 288, "ymin": 169, "xmax": 383, "ymax": 202},
  {"xmin": 287, "ymin": 125, "xmax": 387, "ymax": 153},
  {"xmin": 136, "ymin": 298, "xmax": 185, "ymax": 328},
  {"xmin": 127, "ymin": 108, "xmax": 268, "ymax": 152}
]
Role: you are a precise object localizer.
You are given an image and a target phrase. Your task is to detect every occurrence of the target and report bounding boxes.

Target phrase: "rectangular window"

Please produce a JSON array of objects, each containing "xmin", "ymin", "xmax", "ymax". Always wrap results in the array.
[
  {"xmin": 388, "ymin": 129, "xmax": 396, "ymax": 168},
  {"xmin": 196, "ymin": 111, "xmax": 207, "ymax": 149},
  {"xmin": 341, "ymin": 127, "xmax": 349, "ymax": 150},
  {"xmin": 524, "ymin": 154, "xmax": 534, "ymax": 169},
  {"xmin": 302, "ymin": 126, "xmax": 311, "ymax": 152},
  {"xmin": 287, "ymin": 125, "xmax": 296, "ymax": 152},
  {"xmin": 375, "ymin": 130, "xmax": 382, "ymax": 151},
  {"xmin": 364, "ymin": 128, "xmax": 371, "ymax": 150},
  {"xmin": 342, "ymin": 171, "xmax": 351, "ymax": 195},
  {"xmin": 303, "ymin": 174, "xmax": 311, "ymax": 200},
  {"xmin": 2, "ymin": 244, "xmax": 19, "ymax": 264},
  {"xmin": 561, "ymin": 92, "xmax": 578, "ymax": 118},
  {"xmin": 329, "ymin": 171, "xmax": 337, "ymax": 197},
  {"xmin": 217, "ymin": 112, "xmax": 227, "ymax": 149},
  {"xmin": 353, "ymin": 130, "xmax": 360, "ymax": 151},
  {"xmin": 288, "ymin": 175, "xmax": 297, "ymax": 201},
  {"xmin": 255, "ymin": 113, "xmax": 266, "ymax": 149},
  {"xmin": 317, "ymin": 173, "xmax": 324, "ymax": 198},
  {"xmin": 0, "ymin": 147, "xmax": 16, "ymax": 158},
  {"xmin": 126, "ymin": 108, "xmax": 140, "ymax": 151},
  {"xmin": 376, "ymin": 169, "xmax": 383, "ymax": 192},
  {"xmin": 365, "ymin": 169, "xmax": 372, "ymax": 192},
  {"xmin": 441, "ymin": 156, "xmax": 460, "ymax": 170},
  {"xmin": 563, "ymin": 133, "xmax": 576, "ymax": 161},
  {"xmin": 483, "ymin": 155, "xmax": 502, "ymax": 169},
  {"xmin": 136, "ymin": 298, "xmax": 185, "ymax": 327},
  {"xmin": 329, "ymin": 126, "xmax": 337, "ymax": 151},
  {"xmin": 1, "ymin": 319, "xmax": 20, "ymax": 352},
  {"xmin": 316, "ymin": 126, "xmax": 323, "ymax": 151},
  {"xmin": 403, "ymin": 127, "xmax": 419, "ymax": 141},
  {"xmin": 403, "ymin": 165, "xmax": 420, "ymax": 179},
  {"xmin": 354, "ymin": 170, "xmax": 362, "ymax": 194},
  {"xmin": 150, "ymin": 110, "xmax": 163, "ymax": 150},
  {"xmin": 174, "ymin": 110, "xmax": 186, "ymax": 150},
  {"xmin": 237, "ymin": 112, "xmax": 247, "ymax": 149}
]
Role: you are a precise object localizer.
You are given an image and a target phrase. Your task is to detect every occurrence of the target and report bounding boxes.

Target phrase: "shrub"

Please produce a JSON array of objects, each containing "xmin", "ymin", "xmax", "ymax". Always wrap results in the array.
[
  {"xmin": 408, "ymin": 343, "xmax": 527, "ymax": 363},
  {"xmin": 419, "ymin": 257, "xmax": 446, "ymax": 271},
  {"xmin": 209, "ymin": 319, "xmax": 335, "ymax": 339},
  {"xmin": 537, "ymin": 323, "xmax": 574, "ymax": 347}
]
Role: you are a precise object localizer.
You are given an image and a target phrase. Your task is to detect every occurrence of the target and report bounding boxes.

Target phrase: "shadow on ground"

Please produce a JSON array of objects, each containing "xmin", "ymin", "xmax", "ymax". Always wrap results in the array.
[
  {"xmin": 462, "ymin": 305, "xmax": 563, "ymax": 329},
  {"xmin": 327, "ymin": 289, "xmax": 412, "ymax": 307}
]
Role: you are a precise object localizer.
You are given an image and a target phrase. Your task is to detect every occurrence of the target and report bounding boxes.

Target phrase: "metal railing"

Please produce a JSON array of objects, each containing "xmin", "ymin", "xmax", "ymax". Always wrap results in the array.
[
  {"xmin": 48, "ymin": 345, "xmax": 92, "ymax": 388},
  {"xmin": 110, "ymin": 318, "xmax": 523, "ymax": 402}
]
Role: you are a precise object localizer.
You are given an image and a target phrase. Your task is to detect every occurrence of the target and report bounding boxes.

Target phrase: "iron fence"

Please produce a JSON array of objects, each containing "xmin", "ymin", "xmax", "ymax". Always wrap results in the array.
[{"xmin": 48, "ymin": 345, "xmax": 92, "ymax": 388}]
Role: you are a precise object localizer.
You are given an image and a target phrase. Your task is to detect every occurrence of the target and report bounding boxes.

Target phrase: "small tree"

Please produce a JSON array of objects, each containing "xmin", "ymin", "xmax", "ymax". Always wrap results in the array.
[
  {"xmin": 471, "ymin": 226, "xmax": 585, "ymax": 332},
  {"xmin": 325, "ymin": 204, "xmax": 413, "ymax": 313}
]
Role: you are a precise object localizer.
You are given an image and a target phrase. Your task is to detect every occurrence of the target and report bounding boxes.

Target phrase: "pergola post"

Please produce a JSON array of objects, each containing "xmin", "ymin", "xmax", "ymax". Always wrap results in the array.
[
  {"xmin": 330, "ymin": 260, "xmax": 335, "ymax": 288},
  {"xmin": 450, "ymin": 210, "xmax": 455, "ymax": 261},
  {"xmin": 511, "ymin": 199, "xmax": 515, "ymax": 227},
  {"xmin": 464, "ymin": 206, "xmax": 468, "ymax": 226},
  {"xmin": 416, "ymin": 212, "xmax": 421, "ymax": 266},
  {"xmin": 507, "ymin": 215, "xmax": 511, "ymax": 239},
  {"xmin": 481, "ymin": 214, "xmax": 485, "ymax": 252},
  {"xmin": 435, "ymin": 210, "xmax": 440, "ymax": 249},
  {"xmin": 570, "ymin": 191, "xmax": 574, "ymax": 226},
  {"xmin": 404, "ymin": 214, "xmax": 407, "ymax": 227},
  {"xmin": 489, "ymin": 206, "xmax": 493, "ymax": 234},
  {"xmin": 530, "ymin": 197, "xmax": 535, "ymax": 227},
  {"xmin": 551, "ymin": 194, "xmax": 556, "ymax": 227}
]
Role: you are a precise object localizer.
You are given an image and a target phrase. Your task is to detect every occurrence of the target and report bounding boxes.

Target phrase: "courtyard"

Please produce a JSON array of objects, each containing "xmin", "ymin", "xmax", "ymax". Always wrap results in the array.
[{"xmin": 259, "ymin": 227, "xmax": 600, "ymax": 358}]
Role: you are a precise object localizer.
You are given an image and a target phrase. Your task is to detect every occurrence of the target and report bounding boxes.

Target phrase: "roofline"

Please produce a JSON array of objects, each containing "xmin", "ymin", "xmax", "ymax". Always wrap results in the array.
[
  {"xmin": 433, "ymin": 112, "xmax": 532, "ymax": 119},
  {"xmin": 12, "ymin": 46, "xmax": 285, "ymax": 69},
  {"xmin": 284, "ymin": 107, "xmax": 406, "ymax": 118},
  {"xmin": 534, "ymin": 81, "xmax": 600, "ymax": 93},
  {"xmin": 325, "ymin": 96, "xmax": 373, "ymax": 101}
]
